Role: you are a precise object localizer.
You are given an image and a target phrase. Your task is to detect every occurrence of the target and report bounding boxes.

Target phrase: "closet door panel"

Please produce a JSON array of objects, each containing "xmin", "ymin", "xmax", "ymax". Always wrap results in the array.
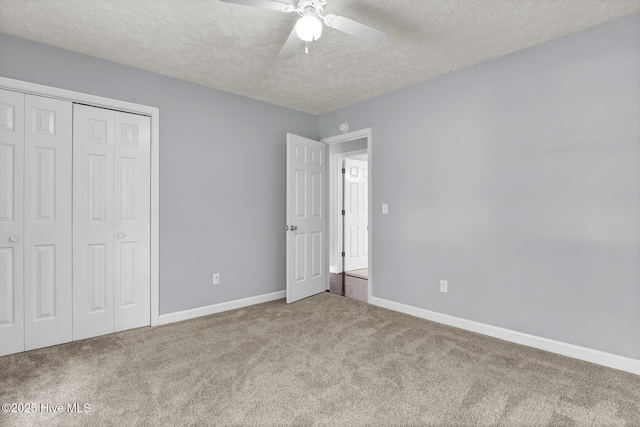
[
  {"xmin": 114, "ymin": 112, "xmax": 151, "ymax": 332},
  {"xmin": 24, "ymin": 95, "xmax": 73, "ymax": 350},
  {"xmin": 0, "ymin": 89, "xmax": 24, "ymax": 356},
  {"xmin": 73, "ymin": 104, "xmax": 115, "ymax": 340}
]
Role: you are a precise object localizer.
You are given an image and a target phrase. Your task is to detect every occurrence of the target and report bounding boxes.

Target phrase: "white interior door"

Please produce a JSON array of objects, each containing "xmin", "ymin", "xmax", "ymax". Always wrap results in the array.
[
  {"xmin": 343, "ymin": 158, "xmax": 368, "ymax": 271},
  {"xmin": 0, "ymin": 89, "xmax": 25, "ymax": 356},
  {"xmin": 73, "ymin": 104, "xmax": 115, "ymax": 340},
  {"xmin": 113, "ymin": 111, "xmax": 151, "ymax": 332},
  {"xmin": 286, "ymin": 133, "xmax": 327, "ymax": 303},
  {"xmin": 23, "ymin": 95, "xmax": 73, "ymax": 351}
]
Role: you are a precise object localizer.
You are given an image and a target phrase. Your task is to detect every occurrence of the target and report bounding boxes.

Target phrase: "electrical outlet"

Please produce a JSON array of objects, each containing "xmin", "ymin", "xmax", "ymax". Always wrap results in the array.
[
  {"xmin": 440, "ymin": 280, "xmax": 448, "ymax": 293},
  {"xmin": 212, "ymin": 273, "xmax": 220, "ymax": 285}
]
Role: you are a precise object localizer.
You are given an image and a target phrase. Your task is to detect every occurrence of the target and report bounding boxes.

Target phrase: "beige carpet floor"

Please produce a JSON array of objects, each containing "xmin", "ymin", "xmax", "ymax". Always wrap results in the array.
[{"xmin": 1, "ymin": 292, "xmax": 639, "ymax": 426}]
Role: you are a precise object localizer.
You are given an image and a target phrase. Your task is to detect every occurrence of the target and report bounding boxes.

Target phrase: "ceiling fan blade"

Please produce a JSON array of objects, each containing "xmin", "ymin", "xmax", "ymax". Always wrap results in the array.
[
  {"xmin": 219, "ymin": 0, "xmax": 293, "ymax": 13},
  {"xmin": 324, "ymin": 14, "xmax": 386, "ymax": 44},
  {"xmin": 278, "ymin": 25, "xmax": 302, "ymax": 59}
]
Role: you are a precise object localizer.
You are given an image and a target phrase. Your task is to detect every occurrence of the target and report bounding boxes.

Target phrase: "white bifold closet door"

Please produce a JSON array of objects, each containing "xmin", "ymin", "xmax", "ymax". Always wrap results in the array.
[
  {"xmin": 24, "ymin": 95, "xmax": 73, "ymax": 350},
  {"xmin": 73, "ymin": 104, "xmax": 151, "ymax": 341},
  {"xmin": 0, "ymin": 89, "xmax": 26, "ymax": 356},
  {"xmin": 0, "ymin": 89, "xmax": 73, "ymax": 356}
]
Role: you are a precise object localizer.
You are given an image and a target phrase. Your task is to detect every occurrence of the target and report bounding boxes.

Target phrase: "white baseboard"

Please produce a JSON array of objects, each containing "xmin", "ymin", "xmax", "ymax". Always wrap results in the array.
[
  {"xmin": 158, "ymin": 290, "xmax": 285, "ymax": 325},
  {"xmin": 370, "ymin": 296, "xmax": 640, "ymax": 376}
]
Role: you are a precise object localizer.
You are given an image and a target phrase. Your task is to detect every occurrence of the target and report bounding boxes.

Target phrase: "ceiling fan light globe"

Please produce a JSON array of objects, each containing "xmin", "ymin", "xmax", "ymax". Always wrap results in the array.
[{"xmin": 296, "ymin": 16, "xmax": 322, "ymax": 42}]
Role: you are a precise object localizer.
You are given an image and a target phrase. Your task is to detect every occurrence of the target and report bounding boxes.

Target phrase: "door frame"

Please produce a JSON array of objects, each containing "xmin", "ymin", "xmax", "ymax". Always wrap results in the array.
[
  {"xmin": 0, "ymin": 76, "xmax": 161, "ymax": 326},
  {"xmin": 322, "ymin": 128, "xmax": 372, "ymax": 303}
]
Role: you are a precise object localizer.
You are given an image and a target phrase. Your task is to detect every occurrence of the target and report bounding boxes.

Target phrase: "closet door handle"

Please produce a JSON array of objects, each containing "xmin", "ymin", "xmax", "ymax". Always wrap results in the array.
[
  {"xmin": 9, "ymin": 235, "xmax": 19, "ymax": 243},
  {"xmin": 117, "ymin": 233, "xmax": 126, "ymax": 239}
]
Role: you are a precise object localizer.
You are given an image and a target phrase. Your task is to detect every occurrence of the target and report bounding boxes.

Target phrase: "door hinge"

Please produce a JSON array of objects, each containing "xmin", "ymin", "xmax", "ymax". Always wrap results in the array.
[
  {"xmin": 341, "ymin": 210, "xmax": 345, "ymax": 216},
  {"xmin": 341, "ymin": 251, "xmax": 345, "ymax": 257},
  {"xmin": 342, "ymin": 168, "xmax": 346, "ymax": 174}
]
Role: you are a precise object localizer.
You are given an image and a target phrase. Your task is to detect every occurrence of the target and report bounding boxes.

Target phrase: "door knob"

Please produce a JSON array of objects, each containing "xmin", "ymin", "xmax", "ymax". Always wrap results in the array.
[
  {"xmin": 117, "ymin": 233, "xmax": 126, "ymax": 239},
  {"xmin": 290, "ymin": 225, "xmax": 297, "ymax": 231},
  {"xmin": 9, "ymin": 235, "xmax": 19, "ymax": 243}
]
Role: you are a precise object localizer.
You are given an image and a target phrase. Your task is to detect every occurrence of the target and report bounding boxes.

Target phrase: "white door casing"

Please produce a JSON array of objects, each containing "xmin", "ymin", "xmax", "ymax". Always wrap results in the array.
[
  {"xmin": 113, "ymin": 112, "xmax": 151, "ymax": 332},
  {"xmin": 0, "ymin": 89, "xmax": 25, "ymax": 356},
  {"xmin": 286, "ymin": 133, "xmax": 327, "ymax": 303},
  {"xmin": 73, "ymin": 104, "xmax": 116, "ymax": 340},
  {"xmin": 24, "ymin": 95, "xmax": 73, "ymax": 351},
  {"xmin": 343, "ymin": 158, "xmax": 368, "ymax": 271}
]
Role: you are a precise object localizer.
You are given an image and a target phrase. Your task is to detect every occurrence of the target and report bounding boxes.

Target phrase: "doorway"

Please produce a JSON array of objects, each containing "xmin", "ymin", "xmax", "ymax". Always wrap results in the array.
[{"xmin": 322, "ymin": 129, "xmax": 372, "ymax": 303}]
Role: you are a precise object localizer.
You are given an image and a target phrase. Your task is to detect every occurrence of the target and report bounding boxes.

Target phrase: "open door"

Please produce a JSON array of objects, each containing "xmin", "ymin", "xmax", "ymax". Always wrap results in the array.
[{"xmin": 286, "ymin": 133, "xmax": 327, "ymax": 303}]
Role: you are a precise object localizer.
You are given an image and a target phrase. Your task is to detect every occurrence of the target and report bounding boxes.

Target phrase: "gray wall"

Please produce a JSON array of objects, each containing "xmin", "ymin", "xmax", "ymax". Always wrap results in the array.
[
  {"xmin": 0, "ymin": 34, "xmax": 318, "ymax": 315},
  {"xmin": 328, "ymin": 137, "xmax": 368, "ymax": 156},
  {"xmin": 319, "ymin": 14, "xmax": 640, "ymax": 359}
]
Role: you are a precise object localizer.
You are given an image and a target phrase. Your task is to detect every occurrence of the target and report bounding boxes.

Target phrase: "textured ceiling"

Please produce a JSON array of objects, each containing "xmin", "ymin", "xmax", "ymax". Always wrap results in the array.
[{"xmin": 0, "ymin": 1, "xmax": 638, "ymax": 115}]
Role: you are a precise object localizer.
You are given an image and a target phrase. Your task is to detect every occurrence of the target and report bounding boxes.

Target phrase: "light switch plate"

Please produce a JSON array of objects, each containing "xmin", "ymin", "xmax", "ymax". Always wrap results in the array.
[{"xmin": 382, "ymin": 203, "xmax": 389, "ymax": 215}]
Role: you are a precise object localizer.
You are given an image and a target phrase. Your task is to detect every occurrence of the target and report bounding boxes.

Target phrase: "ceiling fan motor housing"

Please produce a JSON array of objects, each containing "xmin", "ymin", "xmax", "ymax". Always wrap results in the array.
[{"xmin": 294, "ymin": 0, "xmax": 327, "ymax": 17}]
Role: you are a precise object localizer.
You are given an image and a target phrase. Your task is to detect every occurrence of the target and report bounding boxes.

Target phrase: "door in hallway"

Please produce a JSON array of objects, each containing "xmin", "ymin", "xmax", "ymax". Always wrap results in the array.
[{"xmin": 343, "ymin": 158, "xmax": 368, "ymax": 272}]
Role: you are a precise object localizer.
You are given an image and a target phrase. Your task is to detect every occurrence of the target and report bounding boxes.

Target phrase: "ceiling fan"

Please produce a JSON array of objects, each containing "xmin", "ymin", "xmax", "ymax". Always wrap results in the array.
[{"xmin": 219, "ymin": 0, "xmax": 386, "ymax": 58}]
